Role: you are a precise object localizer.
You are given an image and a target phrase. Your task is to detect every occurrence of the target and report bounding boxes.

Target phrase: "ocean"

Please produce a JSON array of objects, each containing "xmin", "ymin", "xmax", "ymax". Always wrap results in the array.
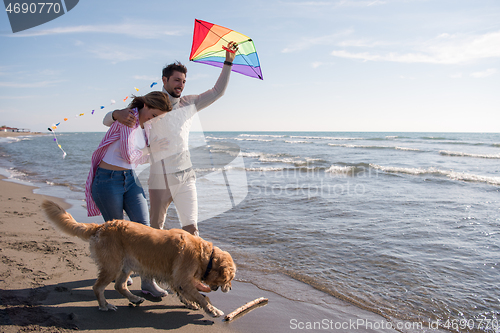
[{"xmin": 1, "ymin": 131, "xmax": 499, "ymax": 333}]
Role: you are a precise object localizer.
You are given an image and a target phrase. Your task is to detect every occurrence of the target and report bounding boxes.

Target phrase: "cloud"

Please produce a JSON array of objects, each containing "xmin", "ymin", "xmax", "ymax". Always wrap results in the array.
[
  {"xmin": 38, "ymin": 69, "xmax": 62, "ymax": 76},
  {"xmin": 0, "ymin": 95, "xmax": 41, "ymax": 99},
  {"xmin": 331, "ymin": 50, "xmax": 437, "ymax": 62},
  {"xmin": 332, "ymin": 31, "xmax": 500, "ymax": 64},
  {"xmin": 450, "ymin": 73, "xmax": 463, "ymax": 79},
  {"xmin": 133, "ymin": 75, "xmax": 159, "ymax": 81},
  {"xmin": 87, "ymin": 45, "xmax": 144, "ymax": 63},
  {"xmin": 311, "ymin": 61, "xmax": 336, "ymax": 68},
  {"xmin": 7, "ymin": 22, "xmax": 182, "ymax": 39},
  {"xmin": 285, "ymin": 0, "xmax": 387, "ymax": 8},
  {"xmin": 0, "ymin": 80, "xmax": 64, "ymax": 88},
  {"xmin": 334, "ymin": 0, "xmax": 387, "ymax": 7},
  {"xmin": 337, "ymin": 40, "xmax": 391, "ymax": 47},
  {"xmin": 282, "ymin": 30, "xmax": 353, "ymax": 53},
  {"xmin": 286, "ymin": 1, "xmax": 332, "ymax": 6},
  {"xmin": 470, "ymin": 68, "xmax": 497, "ymax": 78}
]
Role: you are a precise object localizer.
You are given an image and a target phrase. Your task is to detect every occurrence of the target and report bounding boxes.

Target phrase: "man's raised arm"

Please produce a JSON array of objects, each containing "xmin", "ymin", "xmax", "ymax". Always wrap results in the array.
[{"xmin": 193, "ymin": 41, "xmax": 238, "ymax": 111}]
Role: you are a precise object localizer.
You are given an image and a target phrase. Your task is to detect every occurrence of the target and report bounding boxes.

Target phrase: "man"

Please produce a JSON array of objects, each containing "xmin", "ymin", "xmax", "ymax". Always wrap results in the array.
[
  {"xmin": 103, "ymin": 42, "xmax": 237, "ymax": 298},
  {"xmin": 103, "ymin": 41, "xmax": 238, "ymax": 235}
]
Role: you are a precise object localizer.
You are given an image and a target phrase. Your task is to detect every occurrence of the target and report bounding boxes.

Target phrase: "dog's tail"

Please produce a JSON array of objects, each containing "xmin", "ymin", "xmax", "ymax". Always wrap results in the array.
[{"xmin": 41, "ymin": 200, "xmax": 99, "ymax": 241}]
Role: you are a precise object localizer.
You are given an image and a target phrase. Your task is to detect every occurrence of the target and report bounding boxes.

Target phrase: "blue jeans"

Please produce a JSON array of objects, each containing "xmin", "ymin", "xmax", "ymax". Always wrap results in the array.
[{"xmin": 91, "ymin": 167, "xmax": 150, "ymax": 226}]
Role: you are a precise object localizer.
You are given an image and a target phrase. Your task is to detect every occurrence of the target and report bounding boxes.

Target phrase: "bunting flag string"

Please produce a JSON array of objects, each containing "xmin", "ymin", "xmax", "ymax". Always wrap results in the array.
[
  {"xmin": 48, "ymin": 81, "xmax": 159, "ymax": 158},
  {"xmin": 47, "ymin": 127, "xmax": 67, "ymax": 158}
]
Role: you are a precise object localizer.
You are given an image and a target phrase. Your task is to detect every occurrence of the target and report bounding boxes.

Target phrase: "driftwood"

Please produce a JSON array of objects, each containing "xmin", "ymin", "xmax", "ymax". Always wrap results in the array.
[{"xmin": 224, "ymin": 297, "xmax": 268, "ymax": 321}]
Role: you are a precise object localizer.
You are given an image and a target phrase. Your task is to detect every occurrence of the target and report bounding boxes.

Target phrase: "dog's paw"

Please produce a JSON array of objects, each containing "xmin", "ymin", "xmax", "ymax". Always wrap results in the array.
[
  {"xmin": 185, "ymin": 302, "xmax": 201, "ymax": 310},
  {"xmin": 130, "ymin": 296, "xmax": 145, "ymax": 305},
  {"xmin": 99, "ymin": 303, "xmax": 118, "ymax": 311},
  {"xmin": 179, "ymin": 295, "xmax": 200, "ymax": 310},
  {"xmin": 206, "ymin": 305, "xmax": 224, "ymax": 318}
]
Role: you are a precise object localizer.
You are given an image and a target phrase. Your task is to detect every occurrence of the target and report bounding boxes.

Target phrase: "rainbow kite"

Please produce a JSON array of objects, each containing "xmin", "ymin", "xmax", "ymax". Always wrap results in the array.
[{"xmin": 189, "ymin": 19, "xmax": 263, "ymax": 80}]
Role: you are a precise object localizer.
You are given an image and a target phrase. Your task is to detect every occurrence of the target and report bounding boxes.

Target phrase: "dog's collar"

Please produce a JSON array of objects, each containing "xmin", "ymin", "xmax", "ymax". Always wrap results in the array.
[{"xmin": 202, "ymin": 249, "xmax": 215, "ymax": 281}]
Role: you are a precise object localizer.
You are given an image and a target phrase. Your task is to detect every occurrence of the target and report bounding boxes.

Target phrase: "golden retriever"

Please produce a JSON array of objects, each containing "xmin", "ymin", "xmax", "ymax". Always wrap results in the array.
[{"xmin": 41, "ymin": 200, "xmax": 236, "ymax": 317}]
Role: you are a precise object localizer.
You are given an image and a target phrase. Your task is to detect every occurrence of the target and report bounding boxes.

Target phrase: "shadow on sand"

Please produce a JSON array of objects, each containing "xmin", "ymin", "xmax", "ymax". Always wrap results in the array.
[{"xmin": 0, "ymin": 278, "xmax": 216, "ymax": 331}]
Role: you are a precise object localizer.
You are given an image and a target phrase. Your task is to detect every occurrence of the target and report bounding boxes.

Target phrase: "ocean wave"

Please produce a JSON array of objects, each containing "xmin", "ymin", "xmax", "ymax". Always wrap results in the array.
[
  {"xmin": 370, "ymin": 164, "xmax": 500, "ymax": 186},
  {"xmin": 239, "ymin": 134, "xmax": 287, "ymax": 138},
  {"xmin": 259, "ymin": 154, "xmax": 329, "ymax": 167},
  {"xmin": 6, "ymin": 167, "xmax": 30, "ymax": 179},
  {"xmin": 439, "ymin": 150, "xmax": 500, "ymax": 159},
  {"xmin": 366, "ymin": 136, "xmax": 410, "ymax": 141},
  {"xmin": 193, "ymin": 165, "xmax": 239, "ymax": 173},
  {"xmin": 325, "ymin": 165, "xmax": 356, "ymax": 175},
  {"xmin": 245, "ymin": 167, "xmax": 286, "ymax": 172},
  {"xmin": 284, "ymin": 140, "xmax": 313, "ymax": 144},
  {"xmin": 44, "ymin": 180, "xmax": 84, "ymax": 192},
  {"xmin": 220, "ymin": 150, "xmax": 293, "ymax": 161},
  {"xmin": 236, "ymin": 150, "xmax": 329, "ymax": 167},
  {"xmin": 305, "ymin": 157, "xmax": 326, "ymax": 163},
  {"xmin": 421, "ymin": 136, "xmax": 455, "ymax": 141},
  {"xmin": 395, "ymin": 146, "xmax": 420, "ymax": 151},
  {"xmin": 233, "ymin": 137, "xmax": 273, "ymax": 142},
  {"xmin": 440, "ymin": 141, "xmax": 483, "ymax": 146},
  {"xmin": 328, "ymin": 143, "xmax": 421, "ymax": 152},
  {"xmin": 325, "ymin": 163, "xmax": 373, "ymax": 176},
  {"xmin": 0, "ymin": 137, "xmax": 23, "ymax": 144},
  {"xmin": 238, "ymin": 152, "xmax": 261, "ymax": 158},
  {"xmin": 245, "ymin": 166, "xmax": 326, "ymax": 173},
  {"xmin": 233, "ymin": 138, "xmax": 271, "ymax": 142},
  {"xmin": 207, "ymin": 136, "xmax": 276, "ymax": 142},
  {"xmin": 329, "ymin": 143, "xmax": 384, "ymax": 149},
  {"xmin": 258, "ymin": 155, "xmax": 308, "ymax": 166},
  {"xmin": 290, "ymin": 135, "xmax": 362, "ymax": 141}
]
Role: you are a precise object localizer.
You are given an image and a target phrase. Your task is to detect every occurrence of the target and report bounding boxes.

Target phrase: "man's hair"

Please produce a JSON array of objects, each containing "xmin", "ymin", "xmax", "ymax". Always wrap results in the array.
[
  {"xmin": 162, "ymin": 61, "xmax": 187, "ymax": 79},
  {"xmin": 128, "ymin": 91, "xmax": 172, "ymax": 112}
]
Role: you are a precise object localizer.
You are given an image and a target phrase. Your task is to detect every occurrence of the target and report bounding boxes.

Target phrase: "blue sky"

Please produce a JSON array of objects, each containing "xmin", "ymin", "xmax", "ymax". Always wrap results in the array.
[{"xmin": 1, "ymin": 0, "xmax": 499, "ymax": 133}]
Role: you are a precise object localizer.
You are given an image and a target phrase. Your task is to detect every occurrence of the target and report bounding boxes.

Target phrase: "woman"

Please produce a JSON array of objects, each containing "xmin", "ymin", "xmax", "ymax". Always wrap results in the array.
[{"xmin": 84, "ymin": 91, "xmax": 171, "ymax": 297}]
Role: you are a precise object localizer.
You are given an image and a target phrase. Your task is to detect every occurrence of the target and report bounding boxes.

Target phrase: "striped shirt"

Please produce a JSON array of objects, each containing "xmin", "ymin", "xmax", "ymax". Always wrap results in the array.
[{"xmin": 84, "ymin": 108, "xmax": 149, "ymax": 217}]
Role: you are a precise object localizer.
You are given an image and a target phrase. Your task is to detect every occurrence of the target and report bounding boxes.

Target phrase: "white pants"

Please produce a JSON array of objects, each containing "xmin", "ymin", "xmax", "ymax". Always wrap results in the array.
[{"xmin": 148, "ymin": 168, "xmax": 198, "ymax": 230}]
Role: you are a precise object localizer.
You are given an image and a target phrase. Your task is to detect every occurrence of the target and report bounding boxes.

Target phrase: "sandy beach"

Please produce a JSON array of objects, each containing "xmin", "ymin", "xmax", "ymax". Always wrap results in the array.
[
  {"xmin": 0, "ymin": 132, "xmax": 44, "ymax": 138},
  {"xmin": 0, "ymin": 175, "xmax": 243, "ymax": 333},
  {"xmin": 0, "ymin": 132, "xmax": 408, "ymax": 333}
]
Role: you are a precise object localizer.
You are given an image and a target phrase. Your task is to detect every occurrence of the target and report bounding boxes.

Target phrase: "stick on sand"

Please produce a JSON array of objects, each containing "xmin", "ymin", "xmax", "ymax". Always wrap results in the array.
[{"xmin": 224, "ymin": 297, "xmax": 268, "ymax": 322}]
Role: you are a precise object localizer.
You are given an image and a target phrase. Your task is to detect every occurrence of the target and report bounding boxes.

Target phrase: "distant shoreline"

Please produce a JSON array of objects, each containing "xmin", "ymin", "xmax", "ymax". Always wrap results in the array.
[{"xmin": 0, "ymin": 131, "xmax": 45, "ymax": 138}]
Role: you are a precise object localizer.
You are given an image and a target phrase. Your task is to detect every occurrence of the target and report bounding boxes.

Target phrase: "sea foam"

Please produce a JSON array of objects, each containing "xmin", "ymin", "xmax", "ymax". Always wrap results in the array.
[{"xmin": 369, "ymin": 164, "xmax": 500, "ymax": 185}]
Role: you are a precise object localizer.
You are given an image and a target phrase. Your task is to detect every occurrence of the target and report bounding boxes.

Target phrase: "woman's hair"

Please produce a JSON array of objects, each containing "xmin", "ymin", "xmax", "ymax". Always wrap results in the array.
[{"xmin": 128, "ymin": 91, "xmax": 172, "ymax": 113}]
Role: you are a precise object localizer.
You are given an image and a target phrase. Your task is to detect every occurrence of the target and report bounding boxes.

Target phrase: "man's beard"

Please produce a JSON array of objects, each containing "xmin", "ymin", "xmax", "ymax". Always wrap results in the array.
[{"xmin": 169, "ymin": 89, "xmax": 181, "ymax": 98}]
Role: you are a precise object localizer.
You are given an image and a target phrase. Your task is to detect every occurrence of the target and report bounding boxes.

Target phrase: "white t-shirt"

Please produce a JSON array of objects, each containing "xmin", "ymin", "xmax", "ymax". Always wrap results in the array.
[{"xmin": 102, "ymin": 128, "xmax": 146, "ymax": 169}]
